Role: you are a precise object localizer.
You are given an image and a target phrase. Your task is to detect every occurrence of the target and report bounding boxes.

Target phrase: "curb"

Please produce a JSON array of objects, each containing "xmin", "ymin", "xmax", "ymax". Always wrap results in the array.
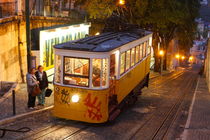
[{"xmin": 0, "ymin": 106, "xmax": 53, "ymax": 126}]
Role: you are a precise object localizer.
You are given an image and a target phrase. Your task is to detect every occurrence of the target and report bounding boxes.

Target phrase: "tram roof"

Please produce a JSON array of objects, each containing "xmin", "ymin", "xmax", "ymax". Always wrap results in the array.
[{"xmin": 54, "ymin": 29, "xmax": 152, "ymax": 52}]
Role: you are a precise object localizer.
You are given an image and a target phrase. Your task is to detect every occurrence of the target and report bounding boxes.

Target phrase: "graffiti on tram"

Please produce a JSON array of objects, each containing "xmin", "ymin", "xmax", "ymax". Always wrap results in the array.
[{"xmin": 83, "ymin": 93, "xmax": 102, "ymax": 121}]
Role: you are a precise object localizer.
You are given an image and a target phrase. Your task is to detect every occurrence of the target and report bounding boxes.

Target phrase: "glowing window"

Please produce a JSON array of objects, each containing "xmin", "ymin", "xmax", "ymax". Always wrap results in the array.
[
  {"xmin": 131, "ymin": 48, "xmax": 135, "ymax": 66},
  {"xmin": 92, "ymin": 59, "xmax": 101, "ymax": 88},
  {"xmin": 126, "ymin": 50, "xmax": 131, "ymax": 70},
  {"xmin": 102, "ymin": 59, "xmax": 108, "ymax": 87},
  {"xmin": 140, "ymin": 44, "xmax": 143, "ymax": 60},
  {"xmin": 135, "ymin": 45, "xmax": 140, "ymax": 63},
  {"xmin": 120, "ymin": 52, "xmax": 126, "ymax": 74},
  {"xmin": 64, "ymin": 57, "xmax": 89, "ymax": 87},
  {"xmin": 144, "ymin": 41, "xmax": 147, "ymax": 56},
  {"xmin": 55, "ymin": 55, "xmax": 61, "ymax": 83}
]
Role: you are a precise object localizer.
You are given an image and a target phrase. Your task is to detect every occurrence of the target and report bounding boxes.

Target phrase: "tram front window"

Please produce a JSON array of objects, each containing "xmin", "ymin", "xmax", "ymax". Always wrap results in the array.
[{"xmin": 64, "ymin": 57, "xmax": 89, "ymax": 87}]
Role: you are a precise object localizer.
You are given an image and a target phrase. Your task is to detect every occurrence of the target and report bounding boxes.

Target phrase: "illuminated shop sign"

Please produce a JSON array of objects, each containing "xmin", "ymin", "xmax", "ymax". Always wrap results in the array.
[{"xmin": 39, "ymin": 23, "xmax": 91, "ymax": 71}]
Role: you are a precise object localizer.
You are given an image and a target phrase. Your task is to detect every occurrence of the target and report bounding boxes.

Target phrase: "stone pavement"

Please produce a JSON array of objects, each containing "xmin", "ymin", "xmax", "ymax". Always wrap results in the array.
[
  {"xmin": 0, "ymin": 83, "xmax": 54, "ymax": 121},
  {"xmin": 181, "ymin": 76, "xmax": 210, "ymax": 140}
]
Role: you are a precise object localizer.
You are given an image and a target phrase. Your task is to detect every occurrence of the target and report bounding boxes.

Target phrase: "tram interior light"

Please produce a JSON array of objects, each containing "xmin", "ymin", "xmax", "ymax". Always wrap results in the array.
[{"xmin": 72, "ymin": 95, "xmax": 80, "ymax": 103}]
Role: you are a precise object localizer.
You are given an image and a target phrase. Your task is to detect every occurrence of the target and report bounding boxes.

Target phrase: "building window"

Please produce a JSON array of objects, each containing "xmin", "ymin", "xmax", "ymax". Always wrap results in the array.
[
  {"xmin": 126, "ymin": 50, "xmax": 131, "ymax": 70},
  {"xmin": 55, "ymin": 55, "xmax": 61, "ymax": 83},
  {"xmin": 120, "ymin": 52, "xmax": 126, "ymax": 74},
  {"xmin": 136, "ymin": 45, "xmax": 140, "ymax": 63},
  {"xmin": 131, "ymin": 48, "xmax": 135, "ymax": 66},
  {"xmin": 64, "ymin": 57, "xmax": 89, "ymax": 87}
]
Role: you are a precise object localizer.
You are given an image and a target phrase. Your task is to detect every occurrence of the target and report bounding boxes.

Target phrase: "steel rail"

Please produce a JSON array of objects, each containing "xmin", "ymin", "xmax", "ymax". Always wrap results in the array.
[{"xmin": 129, "ymin": 71, "xmax": 195, "ymax": 140}]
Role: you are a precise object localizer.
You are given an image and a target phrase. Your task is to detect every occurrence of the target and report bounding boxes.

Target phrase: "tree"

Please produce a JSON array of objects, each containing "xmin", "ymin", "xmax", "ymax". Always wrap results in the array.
[{"xmin": 75, "ymin": 0, "xmax": 200, "ymax": 71}]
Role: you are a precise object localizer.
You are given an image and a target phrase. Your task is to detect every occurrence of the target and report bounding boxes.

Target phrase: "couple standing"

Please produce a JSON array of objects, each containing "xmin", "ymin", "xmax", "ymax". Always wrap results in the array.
[{"xmin": 26, "ymin": 65, "xmax": 48, "ymax": 109}]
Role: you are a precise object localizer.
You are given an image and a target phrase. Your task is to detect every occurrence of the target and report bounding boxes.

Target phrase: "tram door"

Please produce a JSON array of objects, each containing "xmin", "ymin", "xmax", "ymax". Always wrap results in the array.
[{"xmin": 109, "ymin": 54, "xmax": 117, "ymax": 105}]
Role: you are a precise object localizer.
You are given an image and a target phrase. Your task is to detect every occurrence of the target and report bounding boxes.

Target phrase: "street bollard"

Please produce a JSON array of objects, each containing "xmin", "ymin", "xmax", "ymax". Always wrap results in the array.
[{"xmin": 12, "ymin": 90, "xmax": 16, "ymax": 115}]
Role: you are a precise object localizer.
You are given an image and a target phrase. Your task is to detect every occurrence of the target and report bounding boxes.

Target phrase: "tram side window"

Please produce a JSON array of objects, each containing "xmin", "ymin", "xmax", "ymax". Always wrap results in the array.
[
  {"xmin": 144, "ymin": 41, "xmax": 147, "ymax": 56},
  {"xmin": 92, "ymin": 59, "xmax": 101, "ymax": 87},
  {"xmin": 102, "ymin": 59, "xmax": 108, "ymax": 87},
  {"xmin": 140, "ymin": 44, "xmax": 143, "ymax": 60},
  {"xmin": 148, "ymin": 45, "xmax": 151, "ymax": 55},
  {"xmin": 131, "ymin": 48, "xmax": 135, "ymax": 67},
  {"xmin": 135, "ymin": 45, "xmax": 140, "ymax": 63},
  {"xmin": 92, "ymin": 58, "xmax": 108, "ymax": 88},
  {"xmin": 120, "ymin": 52, "xmax": 126, "ymax": 74},
  {"xmin": 126, "ymin": 50, "xmax": 131, "ymax": 70},
  {"xmin": 147, "ymin": 41, "xmax": 151, "ymax": 55},
  {"xmin": 55, "ymin": 55, "xmax": 61, "ymax": 83},
  {"xmin": 64, "ymin": 57, "xmax": 89, "ymax": 87}
]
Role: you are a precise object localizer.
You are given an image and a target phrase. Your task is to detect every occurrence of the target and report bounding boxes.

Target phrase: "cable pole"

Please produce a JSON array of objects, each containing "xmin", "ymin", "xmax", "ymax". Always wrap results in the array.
[{"xmin": 25, "ymin": 0, "xmax": 31, "ymax": 72}]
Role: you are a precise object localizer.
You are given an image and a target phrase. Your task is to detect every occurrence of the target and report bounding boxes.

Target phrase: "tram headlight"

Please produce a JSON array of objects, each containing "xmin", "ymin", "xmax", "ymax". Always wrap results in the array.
[{"xmin": 71, "ymin": 95, "xmax": 79, "ymax": 103}]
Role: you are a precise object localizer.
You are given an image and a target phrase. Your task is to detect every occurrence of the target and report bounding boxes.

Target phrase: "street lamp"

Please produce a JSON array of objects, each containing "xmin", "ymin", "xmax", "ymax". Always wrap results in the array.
[
  {"xmin": 181, "ymin": 56, "xmax": 185, "ymax": 60},
  {"xmin": 95, "ymin": 32, "xmax": 100, "ymax": 36},
  {"xmin": 119, "ymin": 0, "xmax": 125, "ymax": 5},
  {"xmin": 175, "ymin": 54, "xmax": 180, "ymax": 59},
  {"xmin": 159, "ymin": 50, "xmax": 164, "ymax": 75}
]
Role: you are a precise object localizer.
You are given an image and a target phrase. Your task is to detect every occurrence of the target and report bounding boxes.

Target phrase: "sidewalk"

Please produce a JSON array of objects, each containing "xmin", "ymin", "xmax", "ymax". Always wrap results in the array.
[
  {"xmin": 0, "ymin": 83, "xmax": 54, "ymax": 121},
  {"xmin": 182, "ymin": 76, "xmax": 210, "ymax": 140}
]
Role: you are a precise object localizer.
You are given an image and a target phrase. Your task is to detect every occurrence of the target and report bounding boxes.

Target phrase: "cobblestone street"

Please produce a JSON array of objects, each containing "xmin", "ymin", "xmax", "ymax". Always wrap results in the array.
[{"xmin": 1, "ymin": 65, "xmax": 208, "ymax": 140}]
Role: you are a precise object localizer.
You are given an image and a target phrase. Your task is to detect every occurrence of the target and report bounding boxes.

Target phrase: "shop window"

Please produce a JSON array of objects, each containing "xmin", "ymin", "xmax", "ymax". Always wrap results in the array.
[
  {"xmin": 126, "ymin": 50, "xmax": 131, "ymax": 70},
  {"xmin": 64, "ymin": 57, "xmax": 89, "ymax": 87},
  {"xmin": 120, "ymin": 52, "xmax": 126, "ymax": 74},
  {"xmin": 131, "ymin": 48, "xmax": 135, "ymax": 66},
  {"xmin": 55, "ymin": 55, "xmax": 61, "ymax": 83},
  {"xmin": 92, "ymin": 59, "xmax": 101, "ymax": 87},
  {"xmin": 136, "ymin": 45, "xmax": 140, "ymax": 63}
]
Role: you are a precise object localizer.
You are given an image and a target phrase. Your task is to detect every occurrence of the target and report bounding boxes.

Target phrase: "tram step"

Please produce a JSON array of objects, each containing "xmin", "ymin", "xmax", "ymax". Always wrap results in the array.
[{"xmin": 109, "ymin": 109, "xmax": 121, "ymax": 121}]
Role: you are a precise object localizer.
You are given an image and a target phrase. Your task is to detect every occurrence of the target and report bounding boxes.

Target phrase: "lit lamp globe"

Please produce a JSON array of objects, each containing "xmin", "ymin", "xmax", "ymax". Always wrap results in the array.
[
  {"xmin": 175, "ymin": 54, "xmax": 180, "ymax": 59},
  {"xmin": 159, "ymin": 50, "xmax": 164, "ymax": 56},
  {"xmin": 189, "ymin": 56, "xmax": 193, "ymax": 61},
  {"xmin": 182, "ymin": 56, "xmax": 185, "ymax": 60},
  {"xmin": 119, "ymin": 0, "xmax": 125, "ymax": 5}
]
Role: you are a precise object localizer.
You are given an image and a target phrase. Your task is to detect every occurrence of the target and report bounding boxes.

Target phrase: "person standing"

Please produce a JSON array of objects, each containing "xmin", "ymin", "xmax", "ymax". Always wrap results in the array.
[
  {"xmin": 35, "ymin": 65, "xmax": 48, "ymax": 106},
  {"xmin": 26, "ymin": 68, "xmax": 39, "ymax": 109}
]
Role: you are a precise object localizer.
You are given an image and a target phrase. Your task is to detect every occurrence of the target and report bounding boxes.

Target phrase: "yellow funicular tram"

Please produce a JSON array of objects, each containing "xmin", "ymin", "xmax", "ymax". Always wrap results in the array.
[{"xmin": 53, "ymin": 29, "xmax": 153, "ymax": 123}]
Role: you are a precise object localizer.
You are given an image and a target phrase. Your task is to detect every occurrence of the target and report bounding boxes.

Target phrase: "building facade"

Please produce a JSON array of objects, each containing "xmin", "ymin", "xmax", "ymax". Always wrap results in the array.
[{"xmin": 0, "ymin": 0, "xmax": 87, "ymax": 82}]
